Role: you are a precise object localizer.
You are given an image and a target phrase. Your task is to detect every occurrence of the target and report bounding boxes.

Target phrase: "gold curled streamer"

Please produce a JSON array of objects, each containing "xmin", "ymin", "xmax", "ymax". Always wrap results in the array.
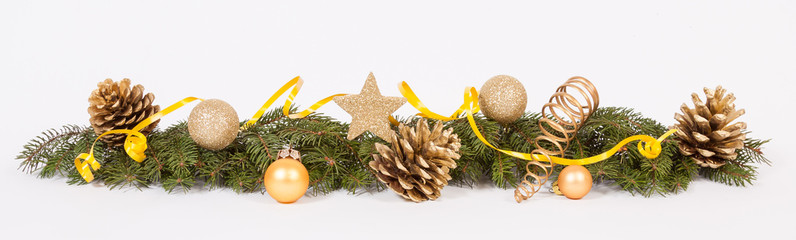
[
  {"xmin": 74, "ymin": 97, "xmax": 203, "ymax": 182},
  {"xmin": 243, "ymin": 76, "xmax": 349, "ymax": 129},
  {"xmin": 514, "ymin": 76, "xmax": 599, "ymax": 202}
]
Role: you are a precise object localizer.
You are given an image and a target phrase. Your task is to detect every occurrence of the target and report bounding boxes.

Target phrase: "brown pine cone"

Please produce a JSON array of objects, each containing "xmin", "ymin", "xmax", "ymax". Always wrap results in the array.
[
  {"xmin": 369, "ymin": 118, "xmax": 461, "ymax": 202},
  {"xmin": 673, "ymin": 86, "xmax": 746, "ymax": 168},
  {"xmin": 88, "ymin": 78, "xmax": 160, "ymax": 146}
]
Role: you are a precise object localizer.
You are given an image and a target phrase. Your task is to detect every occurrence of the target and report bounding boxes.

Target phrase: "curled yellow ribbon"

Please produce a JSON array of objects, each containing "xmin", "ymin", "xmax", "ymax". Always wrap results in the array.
[
  {"xmin": 75, "ymin": 76, "xmax": 675, "ymax": 185},
  {"xmin": 398, "ymin": 82, "xmax": 677, "ymax": 165},
  {"xmin": 74, "ymin": 129, "xmax": 146, "ymax": 182},
  {"xmin": 243, "ymin": 76, "xmax": 407, "ymax": 128},
  {"xmin": 243, "ymin": 76, "xmax": 348, "ymax": 129},
  {"xmin": 75, "ymin": 97, "xmax": 203, "ymax": 182},
  {"xmin": 398, "ymin": 81, "xmax": 479, "ymax": 120},
  {"xmin": 77, "ymin": 75, "xmax": 362, "ymax": 182}
]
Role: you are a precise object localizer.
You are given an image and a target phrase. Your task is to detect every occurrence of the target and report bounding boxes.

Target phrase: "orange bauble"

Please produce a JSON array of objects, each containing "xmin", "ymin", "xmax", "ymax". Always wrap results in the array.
[
  {"xmin": 264, "ymin": 156, "xmax": 309, "ymax": 204},
  {"xmin": 558, "ymin": 165, "xmax": 593, "ymax": 200}
]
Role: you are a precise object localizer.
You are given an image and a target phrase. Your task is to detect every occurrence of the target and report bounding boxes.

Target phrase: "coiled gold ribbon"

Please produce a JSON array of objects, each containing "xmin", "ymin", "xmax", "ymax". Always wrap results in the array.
[
  {"xmin": 514, "ymin": 76, "xmax": 599, "ymax": 202},
  {"xmin": 75, "ymin": 97, "xmax": 203, "ymax": 182}
]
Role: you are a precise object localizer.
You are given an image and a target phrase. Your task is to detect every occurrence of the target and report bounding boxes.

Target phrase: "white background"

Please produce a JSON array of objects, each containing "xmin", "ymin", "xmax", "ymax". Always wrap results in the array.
[{"xmin": 1, "ymin": 1, "xmax": 794, "ymax": 239}]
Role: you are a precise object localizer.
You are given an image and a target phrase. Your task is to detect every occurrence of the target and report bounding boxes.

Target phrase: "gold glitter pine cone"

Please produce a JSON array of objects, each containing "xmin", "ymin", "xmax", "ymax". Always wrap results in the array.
[
  {"xmin": 673, "ymin": 86, "xmax": 746, "ymax": 168},
  {"xmin": 88, "ymin": 78, "xmax": 161, "ymax": 146},
  {"xmin": 369, "ymin": 118, "xmax": 461, "ymax": 202}
]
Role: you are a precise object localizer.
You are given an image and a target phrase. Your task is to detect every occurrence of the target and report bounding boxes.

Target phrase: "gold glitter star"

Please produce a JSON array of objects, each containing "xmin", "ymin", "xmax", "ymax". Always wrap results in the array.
[{"xmin": 334, "ymin": 73, "xmax": 406, "ymax": 140}]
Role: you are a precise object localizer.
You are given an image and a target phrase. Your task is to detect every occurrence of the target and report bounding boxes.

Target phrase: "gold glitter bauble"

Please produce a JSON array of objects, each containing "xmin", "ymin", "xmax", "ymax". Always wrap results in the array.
[
  {"xmin": 478, "ymin": 75, "xmax": 527, "ymax": 124},
  {"xmin": 188, "ymin": 99, "xmax": 239, "ymax": 150}
]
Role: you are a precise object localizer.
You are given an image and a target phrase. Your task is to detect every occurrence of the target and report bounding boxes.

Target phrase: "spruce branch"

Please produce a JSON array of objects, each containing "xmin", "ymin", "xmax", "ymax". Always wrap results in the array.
[
  {"xmin": 699, "ymin": 135, "xmax": 769, "ymax": 187},
  {"xmin": 573, "ymin": 107, "xmax": 697, "ymax": 197},
  {"xmin": 16, "ymin": 105, "xmax": 770, "ymax": 198},
  {"xmin": 17, "ymin": 125, "xmax": 92, "ymax": 175}
]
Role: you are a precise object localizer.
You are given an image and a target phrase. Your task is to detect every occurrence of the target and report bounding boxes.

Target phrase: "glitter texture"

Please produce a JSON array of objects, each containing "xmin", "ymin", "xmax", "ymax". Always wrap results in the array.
[
  {"xmin": 188, "ymin": 99, "xmax": 240, "ymax": 150},
  {"xmin": 333, "ymin": 73, "xmax": 406, "ymax": 140},
  {"xmin": 478, "ymin": 75, "xmax": 527, "ymax": 124}
]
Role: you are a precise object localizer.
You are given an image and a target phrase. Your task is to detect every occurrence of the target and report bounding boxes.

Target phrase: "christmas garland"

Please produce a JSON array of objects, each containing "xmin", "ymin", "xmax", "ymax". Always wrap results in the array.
[{"xmin": 16, "ymin": 73, "xmax": 770, "ymax": 203}]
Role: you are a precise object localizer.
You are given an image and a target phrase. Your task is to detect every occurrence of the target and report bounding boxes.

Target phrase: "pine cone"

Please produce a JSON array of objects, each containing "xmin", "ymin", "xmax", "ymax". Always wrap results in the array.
[
  {"xmin": 88, "ymin": 78, "xmax": 161, "ymax": 146},
  {"xmin": 673, "ymin": 86, "xmax": 746, "ymax": 168},
  {"xmin": 369, "ymin": 119, "xmax": 461, "ymax": 202}
]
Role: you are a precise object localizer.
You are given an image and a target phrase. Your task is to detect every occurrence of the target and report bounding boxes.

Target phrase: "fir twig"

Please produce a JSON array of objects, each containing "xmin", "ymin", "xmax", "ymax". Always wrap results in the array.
[{"xmin": 16, "ymin": 106, "xmax": 770, "ymax": 198}]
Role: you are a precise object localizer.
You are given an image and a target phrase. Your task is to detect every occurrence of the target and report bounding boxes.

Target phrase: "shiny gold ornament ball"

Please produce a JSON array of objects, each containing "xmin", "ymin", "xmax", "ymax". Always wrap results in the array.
[
  {"xmin": 558, "ymin": 165, "xmax": 593, "ymax": 200},
  {"xmin": 187, "ymin": 99, "xmax": 240, "ymax": 150},
  {"xmin": 478, "ymin": 75, "xmax": 527, "ymax": 124},
  {"xmin": 264, "ymin": 158, "xmax": 309, "ymax": 204}
]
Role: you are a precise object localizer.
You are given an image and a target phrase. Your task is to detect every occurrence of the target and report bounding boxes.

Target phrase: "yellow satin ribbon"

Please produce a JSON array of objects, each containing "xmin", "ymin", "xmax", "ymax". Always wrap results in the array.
[
  {"xmin": 398, "ymin": 82, "xmax": 677, "ymax": 165},
  {"xmin": 243, "ymin": 76, "xmax": 348, "ymax": 129},
  {"xmin": 75, "ymin": 97, "xmax": 203, "ymax": 182},
  {"xmin": 243, "ymin": 76, "xmax": 405, "ymax": 128},
  {"xmin": 398, "ymin": 81, "xmax": 480, "ymax": 120},
  {"xmin": 74, "ymin": 129, "xmax": 145, "ymax": 182},
  {"xmin": 76, "ymin": 77, "xmax": 675, "ymax": 183},
  {"xmin": 78, "ymin": 75, "xmax": 386, "ymax": 182}
]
